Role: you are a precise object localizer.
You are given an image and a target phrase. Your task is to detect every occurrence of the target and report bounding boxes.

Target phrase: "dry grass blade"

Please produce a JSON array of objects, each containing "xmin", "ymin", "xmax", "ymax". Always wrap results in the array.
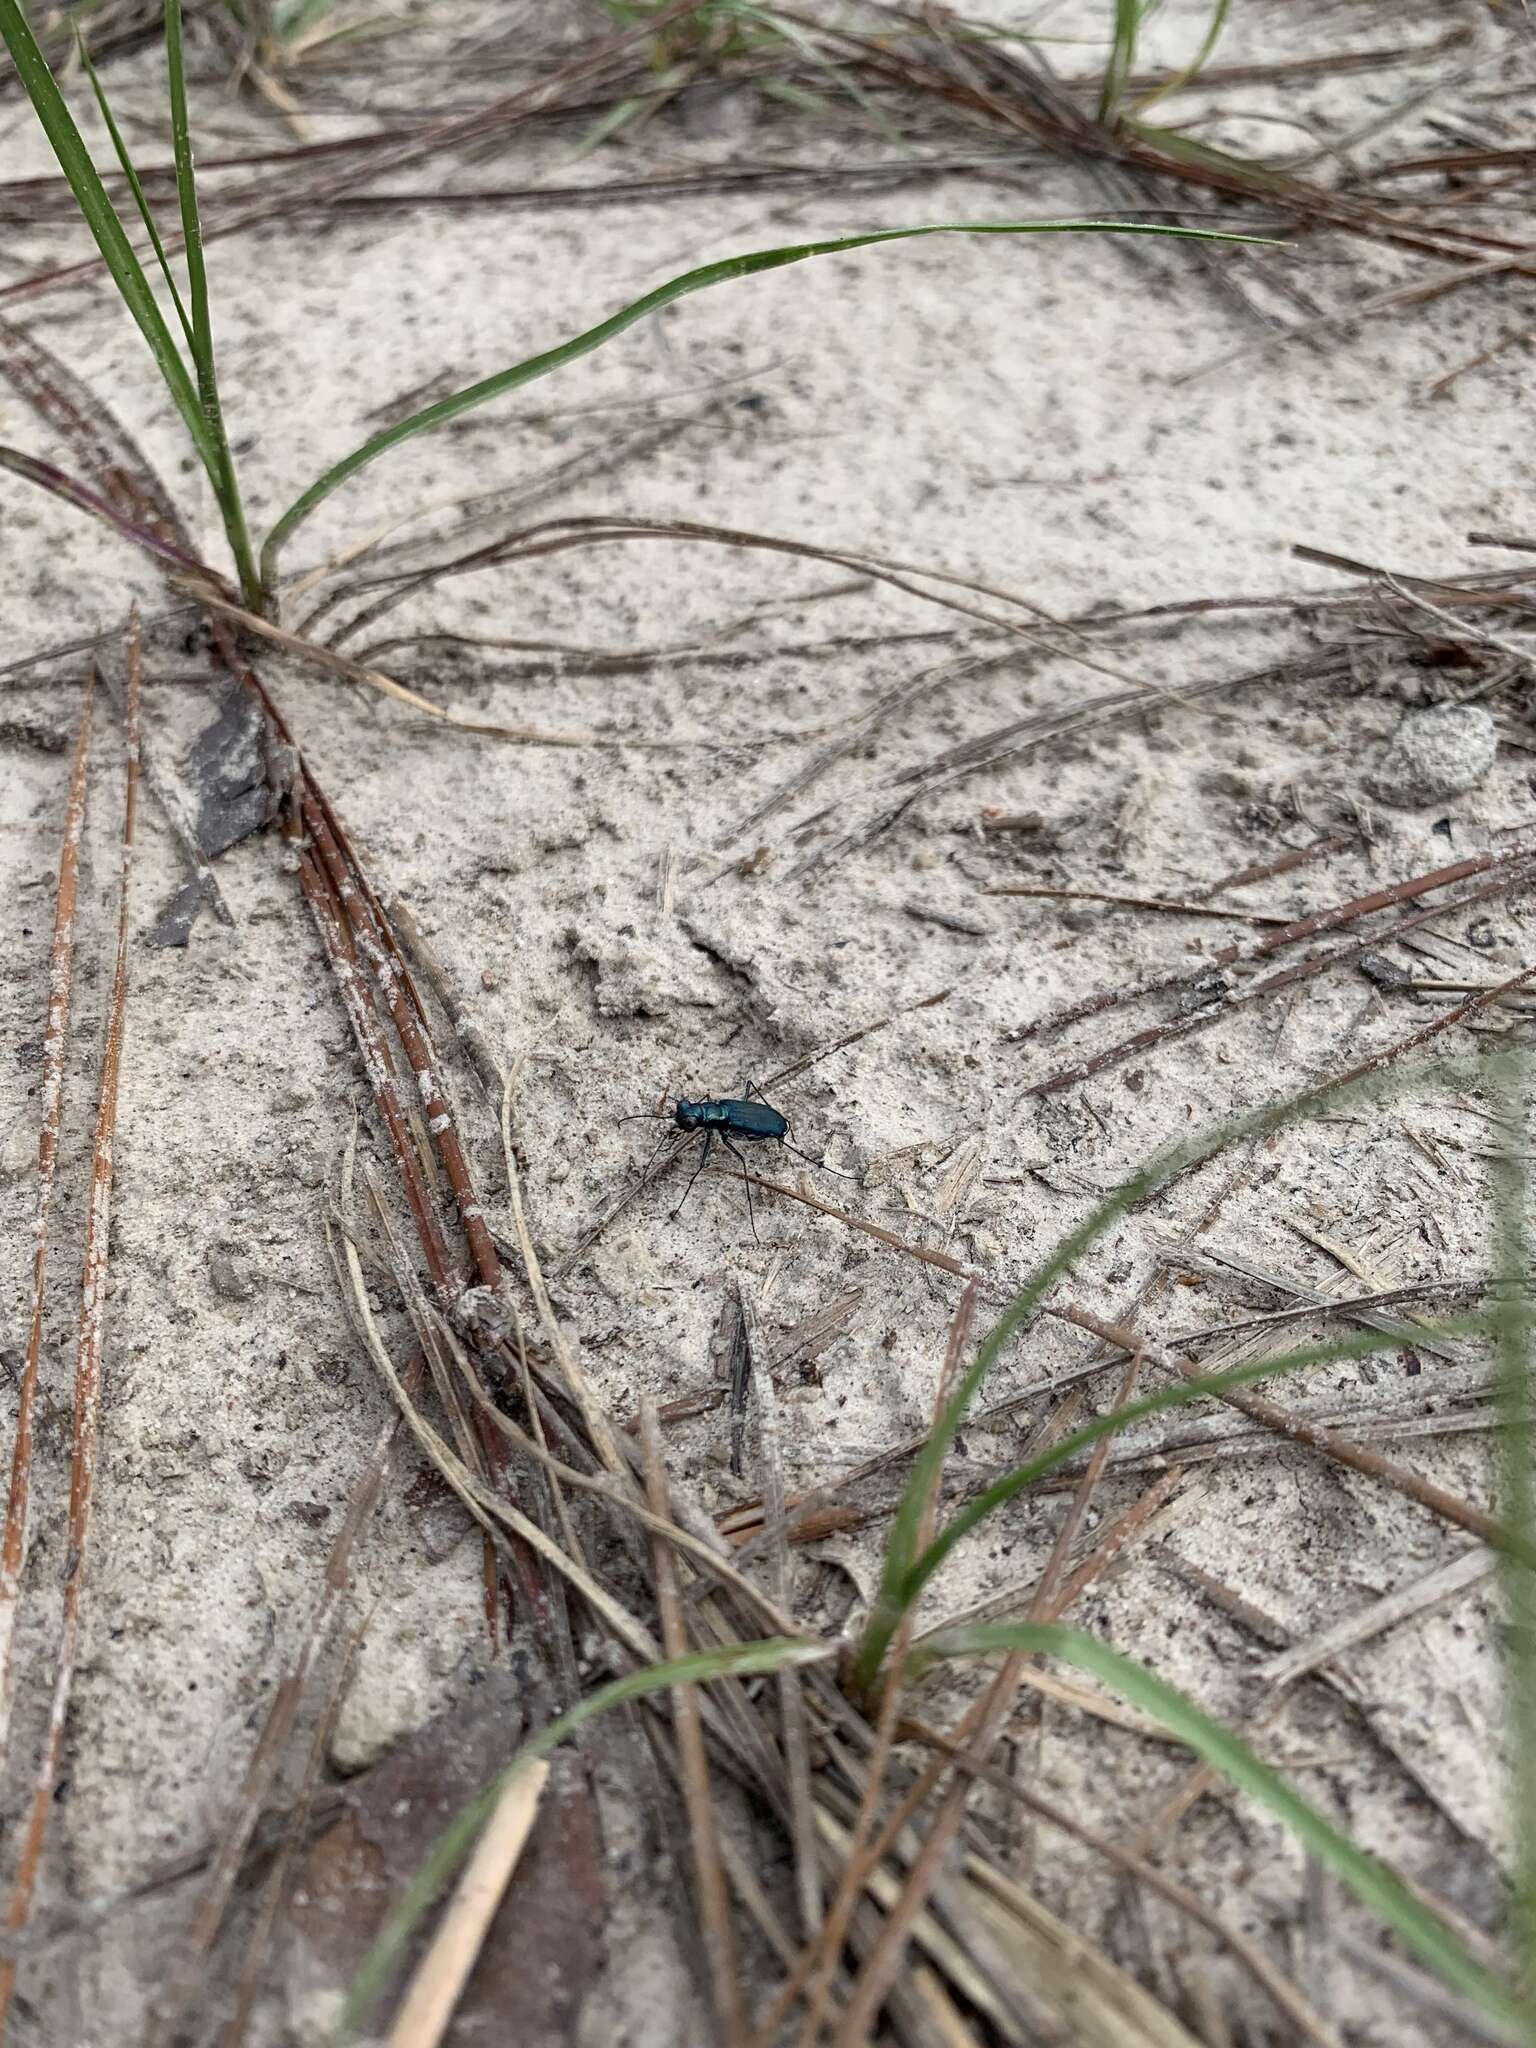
[
  {"xmin": 185, "ymin": 581, "xmax": 602, "ymax": 743},
  {"xmin": 752, "ymin": 1350, "xmax": 822, "ymax": 1939},
  {"xmin": 986, "ymin": 884, "xmax": 1291, "ymax": 926},
  {"xmin": 0, "ymin": 668, "xmax": 93, "ymax": 1764},
  {"xmin": 789, "ymin": 1280, "xmax": 979, "ymax": 2046},
  {"xmin": 1021, "ymin": 841, "xmax": 1536, "ymax": 1046},
  {"xmin": 390, "ymin": 897, "xmax": 502, "ymax": 1097},
  {"xmin": 384, "ymin": 1762, "xmax": 550, "ymax": 2048},
  {"xmin": 0, "ymin": 613, "xmax": 139, "ymax": 2036},
  {"xmin": 499, "ymin": 1069, "xmax": 625, "ymax": 1479},
  {"xmin": 782, "ymin": 1165, "xmax": 1286, "ymax": 2039},
  {"xmin": 901, "ymin": 1720, "xmax": 1345, "ymax": 2048},
  {"xmin": 640, "ymin": 1403, "xmax": 745, "ymax": 2047},
  {"xmin": 1026, "ymin": 856, "xmax": 1536, "ymax": 1096}
]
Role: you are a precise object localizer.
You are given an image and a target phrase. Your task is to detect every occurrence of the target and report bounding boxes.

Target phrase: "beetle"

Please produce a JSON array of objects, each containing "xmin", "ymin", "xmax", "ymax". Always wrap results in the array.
[{"xmin": 621, "ymin": 1082, "xmax": 844, "ymax": 1242}]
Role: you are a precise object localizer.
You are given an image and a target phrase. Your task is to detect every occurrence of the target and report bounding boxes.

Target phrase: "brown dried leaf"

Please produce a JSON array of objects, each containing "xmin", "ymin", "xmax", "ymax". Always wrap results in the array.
[{"xmin": 287, "ymin": 1671, "xmax": 608, "ymax": 2043}]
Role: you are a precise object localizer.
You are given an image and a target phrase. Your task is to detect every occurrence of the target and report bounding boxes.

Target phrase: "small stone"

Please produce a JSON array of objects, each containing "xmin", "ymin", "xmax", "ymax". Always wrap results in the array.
[
  {"xmin": 272, "ymin": 1086, "xmax": 312, "ymax": 1113},
  {"xmin": 208, "ymin": 1250, "xmax": 257, "ymax": 1302},
  {"xmin": 289, "ymin": 1500, "xmax": 330, "ymax": 1528},
  {"xmin": 1366, "ymin": 704, "xmax": 1498, "ymax": 808},
  {"xmin": 294, "ymin": 1160, "xmax": 327, "ymax": 1190},
  {"xmin": 0, "ymin": 1123, "xmax": 32, "ymax": 1183}
]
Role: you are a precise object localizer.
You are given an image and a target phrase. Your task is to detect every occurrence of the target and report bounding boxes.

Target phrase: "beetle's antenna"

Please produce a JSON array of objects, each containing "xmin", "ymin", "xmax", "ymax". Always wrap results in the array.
[{"xmin": 617, "ymin": 1111, "xmax": 669, "ymax": 1124}]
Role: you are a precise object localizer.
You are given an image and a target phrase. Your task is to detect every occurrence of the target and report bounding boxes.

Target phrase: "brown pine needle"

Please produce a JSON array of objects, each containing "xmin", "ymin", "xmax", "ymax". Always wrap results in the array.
[
  {"xmin": 0, "ymin": 667, "xmax": 94, "ymax": 1766},
  {"xmin": 0, "ymin": 616, "xmax": 139, "ymax": 2035},
  {"xmin": 731, "ymin": 1166, "xmax": 977, "ymax": 1279},
  {"xmin": 985, "ymin": 885, "xmax": 1291, "ymax": 925}
]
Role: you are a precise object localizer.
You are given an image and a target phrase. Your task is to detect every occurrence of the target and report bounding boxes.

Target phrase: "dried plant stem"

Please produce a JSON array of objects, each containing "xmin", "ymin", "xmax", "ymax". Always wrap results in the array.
[
  {"xmin": 1323, "ymin": 961, "xmax": 1536, "ymax": 1087},
  {"xmin": 0, "ymin": 617, "xmax": 139, "ymax": 2036},
  {"xmin": 302, "ymin": 797, "xmax": 500, "ymax": 1289},
  {"xmin": 1021, "ymin": 841, "xmax": 1534, "ymax": 1048},
  {"xmin": 1027, "ymin": 856, "xmax": 1536, "ymax": 1096},
  {"xmin": 793, "ymin": 1282, "xmax": 978, "ymax": 2047},
  {"xmin": 0, "ymin": 669, "xmax": 94, "ymax": 1764},
  {"xmin": 734, "ymin": 1166, "xmax": 977, "ymax": 1279},
  {"xmin": 753, "ymin": 1358, "xmax": 822, "ymax": 1940},
  {"xmin": 903, "ymin": 1720, "xmax": 1345, "ymax": 2048},
  {"xmin": 640, "ymin": 1404, "xmax": 745, "ymax": 2048}
]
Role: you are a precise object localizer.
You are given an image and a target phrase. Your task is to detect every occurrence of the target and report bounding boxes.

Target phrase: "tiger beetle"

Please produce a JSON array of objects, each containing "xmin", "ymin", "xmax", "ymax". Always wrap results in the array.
[{"xmin": 620, "ymin": 1082, "xmax": 847, "ymax": 1243}]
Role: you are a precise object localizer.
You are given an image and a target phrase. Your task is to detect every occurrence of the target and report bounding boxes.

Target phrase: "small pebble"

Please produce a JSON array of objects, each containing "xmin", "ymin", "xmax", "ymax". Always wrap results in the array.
[
  {"xmin": 1366, "ymin": 704, "xmax": 1497, "ymax": 808},
  {"xmin": 0, "ymin": 1123, "xmax": 32, "ymax": 1183},
  {"xmin": 208, "ymin": 1250, "xmax": 256, "ymax": 1302}
]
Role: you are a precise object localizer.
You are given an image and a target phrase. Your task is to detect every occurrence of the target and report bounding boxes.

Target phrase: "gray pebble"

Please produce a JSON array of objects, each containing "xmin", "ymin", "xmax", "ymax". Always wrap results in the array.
[
  {"xmin": 208, "ymin": 1249, "xmax": 257, "ymax": 1302},
  {"xmin": 0, "ymin": 1123, "xmax": 32, "ymax": 1183},
  {"xmin": 1366, "ymin": 704, "xmax": 1498, "ymax": 808}
]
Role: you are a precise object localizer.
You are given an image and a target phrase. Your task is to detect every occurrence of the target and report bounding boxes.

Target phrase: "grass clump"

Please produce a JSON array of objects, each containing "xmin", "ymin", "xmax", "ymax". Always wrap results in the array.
[{"xmin": 1, "ymin": 0, "xmax": 1259, "ymax": 616}]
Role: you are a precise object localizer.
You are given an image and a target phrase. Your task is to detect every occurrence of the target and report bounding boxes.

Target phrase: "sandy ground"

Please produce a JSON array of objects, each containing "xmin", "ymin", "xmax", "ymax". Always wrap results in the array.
[{"xmin": 0, "ymin": 1, "xmax": 1532, "ymax": 2040}]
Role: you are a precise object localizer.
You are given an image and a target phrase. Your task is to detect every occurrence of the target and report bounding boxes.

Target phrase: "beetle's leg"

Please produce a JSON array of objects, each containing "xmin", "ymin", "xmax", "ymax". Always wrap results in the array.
[
  {"xmin": 671, "ymin": 1131, "xmax": 714, "ymax": 1219},
  {"xmin": 721, "ymin": 1135, "xmax": 759, "ymax": 1246}
]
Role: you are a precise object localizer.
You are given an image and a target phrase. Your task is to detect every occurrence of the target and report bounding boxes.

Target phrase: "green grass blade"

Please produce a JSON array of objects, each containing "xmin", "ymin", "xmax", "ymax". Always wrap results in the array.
[
  {"xmin": 1134, "ymin": 0, "xmax": 1231, "ymax": 117},
  {"xmin": 0, "ymin": 0, "xmax": 215, "ymax": 476},
  {"xmin": 1098, "ymin": 0, "xmax": 1149, "ymax": 127},
  {"xmin": 339, "ymin": 1636, "xmax": 828, "ymax": 2041},
  {"xmin": 164, "ymin": 0, "xmax": 211, "ymax": 372},
  {"xmin": 258, "ymin": 216, "xmax": 1270, "ymax": 596},
  {"xmin": 163, "ymin": 0, "xmax": 260, "ymax": 606},
  {"xmin": 75, "ymin": 26, "xmax": 196, "ymax": 358},
  {"xmin": 917, "ymin": 1621, "xmax": 1524, "ymax": 2037},
  {"xmin": 736, "ymin": 1, "xmax": 905, "ymax": 145},
  {"xmin": 1127, "ymin": 117, "xmax": 1275, "ymax": 181}
]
